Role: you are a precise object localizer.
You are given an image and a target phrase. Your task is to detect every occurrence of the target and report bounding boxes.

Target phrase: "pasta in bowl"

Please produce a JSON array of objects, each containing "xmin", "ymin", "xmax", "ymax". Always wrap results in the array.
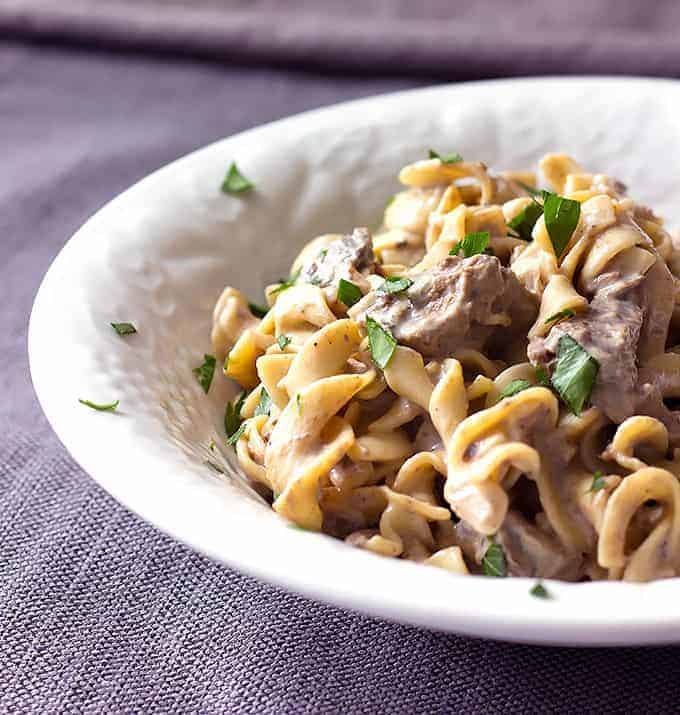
[{"xmin": 212, "ymin": 151, "xmax": 680, "ymax": 584}]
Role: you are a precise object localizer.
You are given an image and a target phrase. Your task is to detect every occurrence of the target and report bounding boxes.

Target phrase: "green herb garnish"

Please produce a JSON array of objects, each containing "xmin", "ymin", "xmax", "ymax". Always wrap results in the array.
[
  {"xmin": 277, "ymin": 334, "xmax": 292, "ymax": 350},
  {"xmin": 193, "ymin": 354, "xmax": 217, "ymax": 394},
  {"xmin": 110, "ymin": 322, "xmax": 136, "ymax": 336},
  {"xmin": 377, "ymin": 276, "xmax": 413, "ymax": 294},
  {"xmin": 226, "ymin": 422, "xmax": 246, "ymax": 446},
  {"xmin": 254, "ymin": 387, "xmax": 272, "ymax": 417},
  {"xmin": 270, "ymin": 270, "xmax": 300, "ymax": 295},
  {"xmin": 224, "ymin": 391, "xmax": 246, "ymax": 439},
  {"xmin": 551, "ymin": 335, "xmax": 599, "ymax": 416},
  {"xmin": 248, "ymin": 302, "xmax": 269, "ymax": 319},
  {"xmin": 318, "ymin": 248, "xmax": 328, "ymax": 260},
  {"xmin": 535, "ymin": 366, "xmax": 551, "ymax": 388},
  {"xmin": 507, "ymin": 201, "xmax": 543, "ymax": 241},
  {"xmin": 337, "ymin": 278, "xmax": 363, "ymax": 307},
  {"xmin": 78, "ymin": 398, "xmax": 119, "ymax": 412},
  {"xmin": 221, "ymin": 162, "xmax": 254, "ymax": 194},
  {"xmin": 428, "ymin": 149, "xmax": 463, "ymax": 164},
  {"xmin": 498, "ymin": 379, "xmax": 532, "ymax": 400},
  {"xmin": 482, "ymin": 542, "xmax": 506, "ymax": 577},
  {"xmin": 296, "ymin": 393, "xmax": 302, "ymax": 414},
  {"xmin": 530, "ymin": 582, "xmax": 551, "ymax": 599},
  {"xmin": 516, "ymin": 180, "xmax": 542, "ymax": 197},
  {"xmin": 450, "ymin": 231, "xmax": 490, "ymax": 258},
  {"xmin": 544, "ymin": 308, "xmax": 575, "ymax": 326},
  {"xmin": 366, "ymin": 316, "xmax": 397, "ymax": 369},
  {"xmin": 542, "ymin": 191, "xmax": 580, "ymax": 257},
  {"xmin": 208, "ymin": 440, "xmax": 216, "ymax": 451},
  {"xmin": 589, "ymin": 470, "xmax": 606, "ymax": 493}
]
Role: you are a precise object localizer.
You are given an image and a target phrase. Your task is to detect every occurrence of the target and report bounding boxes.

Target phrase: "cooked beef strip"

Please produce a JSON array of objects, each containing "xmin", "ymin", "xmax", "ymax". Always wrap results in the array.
[
  {"xmin": 298, "ymin": 227, "xmax": 377, "ymax": 297},
  {"xmin": 357, "ymin": 254, "xmax": 536, "ymax": 359}
]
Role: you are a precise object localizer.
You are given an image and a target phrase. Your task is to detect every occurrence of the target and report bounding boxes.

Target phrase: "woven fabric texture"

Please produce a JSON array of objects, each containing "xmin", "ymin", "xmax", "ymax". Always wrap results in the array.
[{"xmin": 2, "ymin": 36, "xmax": 680, "ymax": 714}]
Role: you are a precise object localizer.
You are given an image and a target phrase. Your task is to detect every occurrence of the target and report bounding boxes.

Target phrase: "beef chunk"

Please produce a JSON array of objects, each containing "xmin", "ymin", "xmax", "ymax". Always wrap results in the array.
[
  {"xmin": 359, "ymin": 254, "xmax": 536, "ymax": 358},
  {"xmin": 299, "ymin": 227, "xmax": 376, "ymax": 296},
  {"xmin": 528, "ymin": 295, "xmax": 643, "ymax": 423}
]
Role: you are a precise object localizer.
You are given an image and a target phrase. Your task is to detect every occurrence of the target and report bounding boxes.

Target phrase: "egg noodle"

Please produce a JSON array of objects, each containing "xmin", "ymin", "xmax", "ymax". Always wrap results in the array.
[{"xmin": 210, "ymin": 152, "xmax": 680, "ymax": 582}]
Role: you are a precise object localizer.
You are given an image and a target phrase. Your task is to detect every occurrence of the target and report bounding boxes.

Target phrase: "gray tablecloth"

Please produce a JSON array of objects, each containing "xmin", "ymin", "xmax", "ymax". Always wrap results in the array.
[{"xmin": 3, "ymin": 12, "xmax": 680, "ymax": 713}]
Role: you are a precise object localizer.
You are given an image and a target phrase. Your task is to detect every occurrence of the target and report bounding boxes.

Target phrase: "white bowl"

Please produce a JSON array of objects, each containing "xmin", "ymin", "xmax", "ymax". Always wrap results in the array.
[{"xmin": 29, "ymin": 77, "xmax": 680, "ymax": 646}]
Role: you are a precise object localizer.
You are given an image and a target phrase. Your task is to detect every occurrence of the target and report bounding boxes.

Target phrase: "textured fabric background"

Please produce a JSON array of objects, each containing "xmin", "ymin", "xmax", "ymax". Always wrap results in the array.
[
  {"xmin": 3, "ymin": 6, "xmax": 680, "ymax": 712},
  {"xmin": 3, "ymin": 0, "xmax": 680, "ymax": 77}
]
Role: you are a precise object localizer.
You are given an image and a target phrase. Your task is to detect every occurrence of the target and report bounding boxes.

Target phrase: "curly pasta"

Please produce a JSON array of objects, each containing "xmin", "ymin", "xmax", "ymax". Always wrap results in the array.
[{"xmin": 211, "ymin": 151, "xmax": 680, "ymax": 582}]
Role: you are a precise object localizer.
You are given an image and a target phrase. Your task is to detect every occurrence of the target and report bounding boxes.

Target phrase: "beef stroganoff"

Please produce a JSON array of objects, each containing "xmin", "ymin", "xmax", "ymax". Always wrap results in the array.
[{"xmin": 211, "ymin": 152, "xmax": 680, "ymax": 583}]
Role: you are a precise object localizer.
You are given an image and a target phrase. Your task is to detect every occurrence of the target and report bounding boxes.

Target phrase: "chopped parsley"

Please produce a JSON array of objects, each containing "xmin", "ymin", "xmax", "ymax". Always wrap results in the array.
[
  {"xmin": 544, "ymin": 308, "xmax": 575, "ymax": 326},
  {"xmin": 337, "ymin": 278, "xmax": 363, "ymax": 308},
  {"xmin": 450, "ymin": 231, "xmax": 489, "ymax": 258},
  {"xmin": 551, "ymin": 335, "xmax": 599, "ymax": 416},
  {"xmin": 208, "ymin": 440, "xmax": 216, "ymax": 451},
  {"xmin": 366, "ymin": 316, "xmax": 397, "ymax": 369},
  {"xmin": 542, "ymin": 191, "xmax": 580, "ymax": 258},
  {"xmin": 270, "ymin": 270, "xmax": 300, "ymax": 295},
  {"xmin": 254, "ymin": 387, "xmax": 272, "ymax": 417},
  {"xmin": 428, "ymin": 148, "xmax": 463, "ymax": 164},
  {"xmin": 248, "ymin": 302, "xmax": 269, "ymax": 318},
  {"xmin": 296, "ymin": 393, "xmax": 303, "ymax": 414},
  {"xmin": 377, "ymin": 276, "xmax": 413, "ymax": 294},
  {"xmin": 530, "ymin": 582, "xmax": 551, "ymax": 599},
  {"xmin": 226, "ymin": 422, "xmax": 246, "ymax": 446},
  {"xmin": 482, "ymin": 542, "xmax": 506, "ymax": 577},
  {"xmin": 589, "ymin": 470, "xmax": 606, "ymax": 493},
  {"xmin": 110, "ymin": 322, "xmax": 136, "ymax": 336},
  {"xmin": 498, "ymin": 379, "xmax": 532, "ymax": 400},
  {"xmin": 224, "ymin": 391, "xmax": 246, "ymax": 440},
  {"xmin": 535, "ymin": 366, "xmax": 551, "ymax": 388},
  {"xmin": 516, "ymin": 180, "xmax": 542, "ymax": 197},
  {"xmin": 507, "ymin": 201, "xmax": 543, "ymax": 241},
  {"xmin": 277, "ymin": 334, "xmax": 292, "ymax": 350},
  {"xmin": 78, "ymin": 398, "xmax": 119, "ymax": 412},
  {"xmin": 192, "ymin": 354, "xmax": 217, "ymax": 394},
  {"xmin": 318, "ymin": 248, "xmax": 328, "ymax": 260},
  {"xmin": 221, "ymin": 162, "xmax": 254, "ymax": 194}
]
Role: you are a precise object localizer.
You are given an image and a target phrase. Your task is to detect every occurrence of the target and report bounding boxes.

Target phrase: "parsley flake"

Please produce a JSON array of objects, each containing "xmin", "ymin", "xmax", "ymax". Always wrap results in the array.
[
  {"xmin": 221, "ymin": 162, "xmax": 254, "ymax": 194},
  {"xmin": 248, "ymin": 302, "xmax": 269, "ymax": 319},
  {"xmin": 551, "ymin": 335, "xmax": 599, "ymax": 415},
  {"xmin": 498, "ymin": 379, "xmax": 532, "ymax": 400},
  {"xmin": 366, "ymin": 316, "xmax": 397, "ymax": 369},
  {"xmin": 337, "ymin": 278, "xmax": 363, "ymax": 307},
  {"xmin": 277, "ymin": 334, "xmax": 292, "ymax": 350},
  {"xmin": 296, "ymin": 393, "xmax": 302, "ymax": 414},
  {"xmin": 544, "ymin": 308, "xmax": 575, "ymax": 326},
  {"xmin": 507, "ymin": 201, "xmax": 543, "ymax": 241},
  {"xmin": 78, "ymin": 398, "xmax": 119, "ymax": 412},
  {"xmin": 530, "ymin": 582, "xmax": 552, "ymax": 599},
  {"xmin": 535, "ymin": 366, "xmax": 551, "ymax": 388},
  {"xmin": 110, "ymin": 322, "xmax": 137, "ymax": 336},
  {"xmin": 450, "ymin": 231, "xmax": 489, "ymax": 258},
  {"xmin": 589, "ymin": 470, "xmax": 606, "ymax": 493},
  {"xmin": 428, "ymin": 149, "xmax": 463, "ymax": 164},
  {"xmin": 482, "ymin": 542, "xmax": 506, "ymax": 577},
  {"xmin": 318, "ymin": 248, "xmax": 328, "ymax": 260},
  {"xmin": 254, "ymin": 387, "xmax": 272, "ymax": 417},
  {"xmin": 542, "ymin": 191, "xmax": 580, "ymax": 258},
  {"xmin": 224, "ymin": 391, "xmax": 246, "ymax": 440},
  {"xmin": 193, "ymin": 354, "xmax": 217, "ymax": 394},
  {"xmin": 226, "ymin": 422, "xmax": 246, "ymax": 446},
  {"xmin": 270, "ymin": 270, "xmax": 300, "ymax": 295},
  {"xmin": 377, "ymin": 276, "xmax": 413, "ymax": 294}
]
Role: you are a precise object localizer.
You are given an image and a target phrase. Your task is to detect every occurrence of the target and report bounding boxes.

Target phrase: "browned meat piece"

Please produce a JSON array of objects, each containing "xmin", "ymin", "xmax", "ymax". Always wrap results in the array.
[
  {"xmin": 299, "ymin": 227, "xmax": 377, "ymax": 295},
  {"xmin": 528, "ymin": 295, "xmax": 643, "ymax": 423},
  {"xmin": 359, "ymin": 254, "xmax": 536, "ymax": 358},
  {"xmin": 529, "ymin": 253, "xmax": 676, "ymax": 427},
  {"xmin": 496, "ymin": 511, "xmax": 583, "ymax": 581}
]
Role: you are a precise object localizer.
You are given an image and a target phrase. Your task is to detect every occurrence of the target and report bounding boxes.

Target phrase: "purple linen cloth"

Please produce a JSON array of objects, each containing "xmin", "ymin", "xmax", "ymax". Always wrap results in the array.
[
  {"xmin": 2, "ymin": 21, "xmax": 680, "ymax": 715},
  {"xmin": 2, "ymin": 0, "xmax": 680, "ymax": 78}
]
